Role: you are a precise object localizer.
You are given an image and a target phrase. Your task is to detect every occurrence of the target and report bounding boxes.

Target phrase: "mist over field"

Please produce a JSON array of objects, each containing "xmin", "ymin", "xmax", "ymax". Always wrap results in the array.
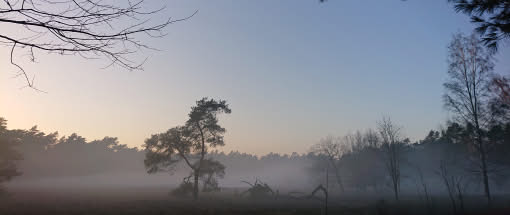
[
  {"xmin": 4, "ymin": 123, "xmax": 510, "ymax": 197},
  {"xmin": 3, "ymin": 111, "xmax": 510, "ymax": 214},
  {"xmin": 7, "ymin": 144, "xmax": 316, "ymax": 191},
  {"xmin": 2, "ymin": 0, "xmax": 510, "ymax": 215}
]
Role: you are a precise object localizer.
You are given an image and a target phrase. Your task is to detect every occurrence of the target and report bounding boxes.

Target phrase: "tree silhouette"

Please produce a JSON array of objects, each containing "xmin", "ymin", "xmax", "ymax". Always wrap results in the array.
[
  {"xmin": 449, "ymin": 0, "xmax": 510, "ymax": 52},
  {"xmin": 144, "ymin": 97, "xmax": 231, "ymax": 200},
  {"xmin": 0, "ymin": 0, "xmax": 195, "ymax": 89},
  {"xmin": 199, "ymin": 159, "xmax": 225, "ymax": 192},
  {"xmin": 443, "ymin": 33, "xmax": 496, "ymax": 204},
  {"xmin": 340, "ymin": 139, "xmax": 385, "ymax": 192},
  {"xmin": 490, "ymin": 75, "xmax": 510, "ymax": 117},
  {"xmin": 378, "ymin": 117, "xmax": 405, "ymax": 201},
  {"xmin": 0, "ymin": 118, "xmax": 22, "ymax": 191},
  {"xmin": 310, "ymin": 136, "xmax": 346, "ymax": 192}
]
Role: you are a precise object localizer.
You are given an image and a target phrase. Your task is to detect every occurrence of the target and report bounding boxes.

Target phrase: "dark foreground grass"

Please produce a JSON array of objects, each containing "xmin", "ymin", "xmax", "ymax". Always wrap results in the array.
[{"xmin": 1, "ymin": 186, "xmax": 510, "ymax": 215}]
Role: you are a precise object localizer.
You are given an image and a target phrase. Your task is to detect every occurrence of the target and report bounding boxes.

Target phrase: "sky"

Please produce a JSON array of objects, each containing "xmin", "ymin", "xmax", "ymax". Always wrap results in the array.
[{"xmin": 1, "ymin": 0, "xmax": 509, "ymax": 156}]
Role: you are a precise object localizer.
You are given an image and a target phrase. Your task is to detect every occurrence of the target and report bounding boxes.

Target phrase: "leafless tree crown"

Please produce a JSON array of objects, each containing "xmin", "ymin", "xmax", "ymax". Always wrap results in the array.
[{"xmin": 0, "ymin": 0, "xmax": 196, "ymax": 90}]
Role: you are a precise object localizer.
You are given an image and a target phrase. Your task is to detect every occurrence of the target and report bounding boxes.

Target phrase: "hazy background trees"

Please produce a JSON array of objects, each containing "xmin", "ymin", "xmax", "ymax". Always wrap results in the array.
[
  {"xmin": 2, "ymin": 112, "xmax": 510, "ymax": 203},
  {"xmin": 310, "ymin": 136, "xmax": 347, "ymax": 192},
  {"xmin": 0, "ymin": 115, "xmax": 316, "ymax": 191},
  {"xmin": 0, "ymin": 118, "xmax": 22, "ymax": 192},
  {"xmin": 309, "ymin": 118, "xmax": 409, "ymax": 199},
  {"xmin": 378, "ymin": 117, "xmax": 407, "ymax": 201}
]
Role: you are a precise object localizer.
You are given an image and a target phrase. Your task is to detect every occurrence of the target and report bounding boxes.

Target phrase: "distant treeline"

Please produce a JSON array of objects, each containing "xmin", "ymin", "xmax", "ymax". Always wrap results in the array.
[
  {"xmin": 3, "ymin": 117, "xmax": 510, "ymax": 195},
  {"xmin": 0, "ymin": 119, "xmax": 315, "ymax": 180},
  {"xmin": 311, "ymin": 123, "xmax": 510, "ymax": 195}
]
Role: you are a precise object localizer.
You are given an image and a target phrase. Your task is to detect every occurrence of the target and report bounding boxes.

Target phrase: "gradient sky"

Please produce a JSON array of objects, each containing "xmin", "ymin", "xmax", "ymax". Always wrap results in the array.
[{"xmin": 1, "ymin": 0, "xmax": 509, "ymax": 155}]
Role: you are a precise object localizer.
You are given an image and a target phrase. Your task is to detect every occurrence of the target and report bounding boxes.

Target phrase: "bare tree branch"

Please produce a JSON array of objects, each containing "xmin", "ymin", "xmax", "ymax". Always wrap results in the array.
[{"xmin": 0, "ymin": 0, "xmax": 197, "ymax": 90}]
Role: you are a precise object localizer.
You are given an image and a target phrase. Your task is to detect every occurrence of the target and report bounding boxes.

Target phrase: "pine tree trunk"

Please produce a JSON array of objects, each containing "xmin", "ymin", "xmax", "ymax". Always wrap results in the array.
[
  {"xmin": 193, "ymin": 171, "xmax": 199, "ymax": 200},
  {"xmin": 480, "ymin": 148, "xmax": 491, "ymax": 205},
  {"xmin": 393, "ymin": 182, "xmax": 399, "ymax": 201},
  {"xmin": 476, "ymin": 124, "xmax": 491, "ymax": 206}
]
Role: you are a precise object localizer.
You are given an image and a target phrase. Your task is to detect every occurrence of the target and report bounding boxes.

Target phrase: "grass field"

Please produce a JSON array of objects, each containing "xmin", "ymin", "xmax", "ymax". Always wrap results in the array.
[{"xmin": 1, "ymin": 186, "xmax": 510, "ymax": 215}]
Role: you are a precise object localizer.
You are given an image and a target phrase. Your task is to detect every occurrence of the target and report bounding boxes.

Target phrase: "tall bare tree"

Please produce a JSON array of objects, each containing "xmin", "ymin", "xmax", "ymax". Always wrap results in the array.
[
  {"xmin": 0, "ymin": 0, "xmax": 194, "ymax": 89},
  {"xmin": 347, "ymin": 131, "xmax": 365, "ymax": 152},
  {"xmin": 364, "ymin": 129, "xmax": 380, "ymax": 148},
  {"xmin": 378, "ymin": 117, "xmax": 405, "ymax": 201},
  {"xmin": 144, "ymin": 98, "xmax": 231, "ymax": 200},
  {"xmin": 443, "ymin": 33, "xmax": 495, "ymax": 204},
  {"xmin": 310, "ymin": 136, "xmax": 347, "ymax": 192}
]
